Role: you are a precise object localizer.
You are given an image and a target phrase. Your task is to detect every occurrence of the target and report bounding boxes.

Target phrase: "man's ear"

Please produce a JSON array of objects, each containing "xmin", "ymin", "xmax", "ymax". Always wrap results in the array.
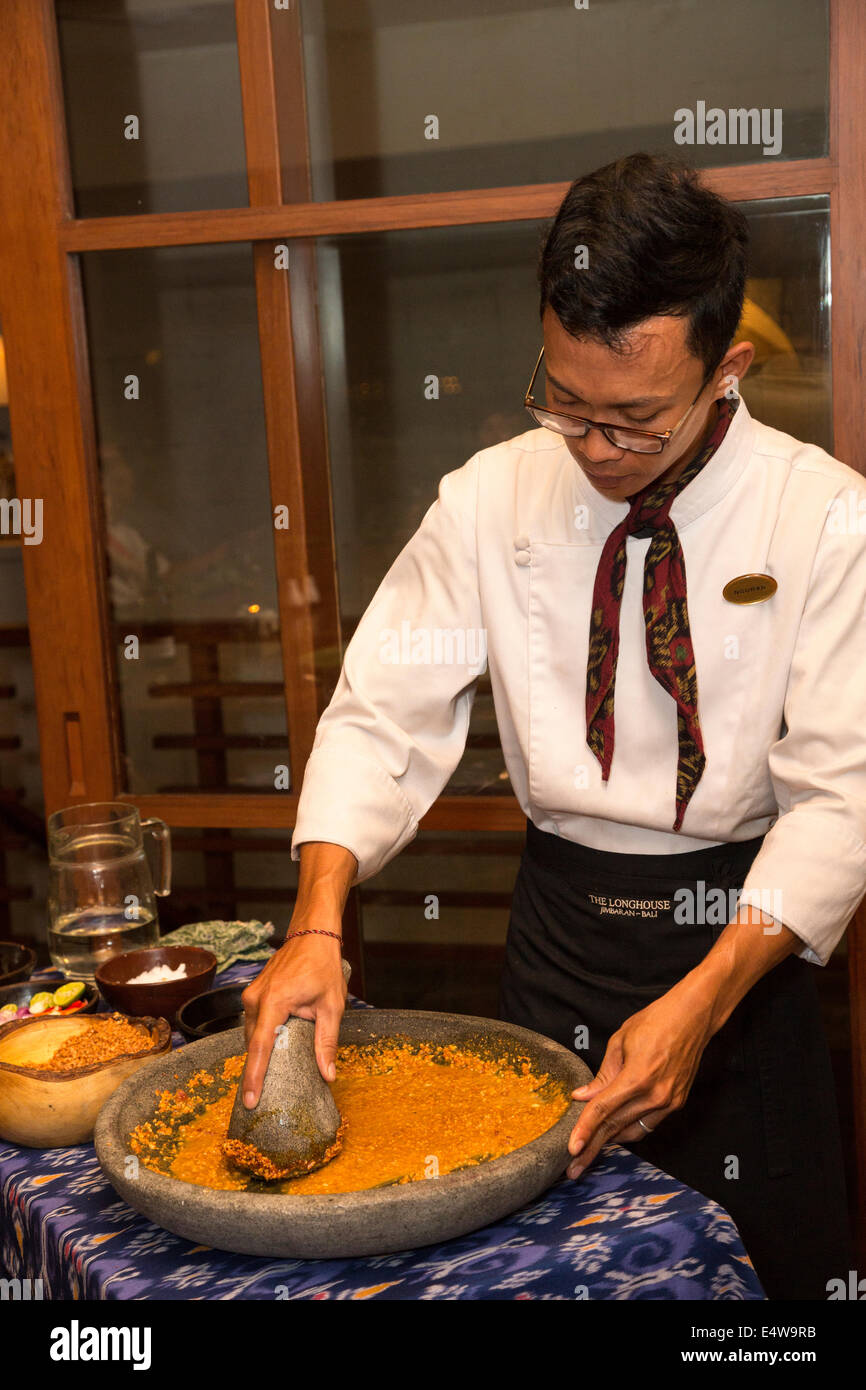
[{"xmin": 711, "ymin": 340, "xmax": 756, "ymax": 402}]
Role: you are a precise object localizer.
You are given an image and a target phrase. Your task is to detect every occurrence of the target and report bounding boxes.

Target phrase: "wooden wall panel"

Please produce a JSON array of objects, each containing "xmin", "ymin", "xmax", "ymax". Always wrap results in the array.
[
  {"xmin": 58, "ymin": 159, "xmax": 836, "ymax": 254},
  {"xmin": 0, "ymin": 0, "xmax": 120, "ymax": 813}
]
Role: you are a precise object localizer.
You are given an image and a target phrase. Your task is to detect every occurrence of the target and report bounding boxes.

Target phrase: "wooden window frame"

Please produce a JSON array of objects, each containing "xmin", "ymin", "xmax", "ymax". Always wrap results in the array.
[{"xmin": 0, "ymin": 0, "xmax": 864, "ymax": 1257}]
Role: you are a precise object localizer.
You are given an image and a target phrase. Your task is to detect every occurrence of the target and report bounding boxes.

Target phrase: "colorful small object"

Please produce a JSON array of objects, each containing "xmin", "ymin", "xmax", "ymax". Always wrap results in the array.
[
  {"xmin": 0, "ymin": 980, "xmax": 91, "ymax": 1022},
  {"xmin": 27, "ymin": 992, "xmax": 55, "ymax": 1015},
  {"xmin": 52, "ymin": 981, "xmax": 85, "ymax": 1009}
]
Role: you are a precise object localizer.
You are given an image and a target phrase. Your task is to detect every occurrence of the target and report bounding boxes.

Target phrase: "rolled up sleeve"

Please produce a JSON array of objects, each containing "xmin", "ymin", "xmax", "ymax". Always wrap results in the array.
[
  {"xmin": 738, "ymin": 497, "xmax": 866, "ymax": 964},
  {"xmin": 291, "ymin": 455, "xmax": 485, "ymax": 883}
]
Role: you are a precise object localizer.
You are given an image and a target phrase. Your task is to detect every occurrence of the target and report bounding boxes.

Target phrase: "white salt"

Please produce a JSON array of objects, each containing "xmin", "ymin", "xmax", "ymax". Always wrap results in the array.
[{"xmin": 126, "ymin": 963, "xmax": 188, "ymax": 985}]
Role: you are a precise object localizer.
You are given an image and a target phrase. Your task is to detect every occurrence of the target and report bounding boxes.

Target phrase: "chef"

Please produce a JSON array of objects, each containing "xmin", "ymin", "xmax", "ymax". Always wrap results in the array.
[{"xmin": 241, "ymin": 153, "xmax": 866, "ymax": 1301}]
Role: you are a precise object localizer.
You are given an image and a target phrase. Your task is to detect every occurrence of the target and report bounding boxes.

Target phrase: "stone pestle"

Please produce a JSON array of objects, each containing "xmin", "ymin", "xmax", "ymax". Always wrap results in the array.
[{"xmin": 223, "ymin": 957, "xmax": 352, "ymax": 1181}]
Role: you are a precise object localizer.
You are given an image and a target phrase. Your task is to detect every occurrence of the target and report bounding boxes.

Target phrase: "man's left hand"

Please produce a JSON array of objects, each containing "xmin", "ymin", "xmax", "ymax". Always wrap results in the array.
[{"xmin": 565, "ymin": 977, "xmax": 718, "ymax": 1179}]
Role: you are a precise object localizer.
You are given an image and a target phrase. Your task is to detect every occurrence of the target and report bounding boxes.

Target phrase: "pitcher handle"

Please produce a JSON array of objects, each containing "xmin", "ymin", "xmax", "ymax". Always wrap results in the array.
[{"xmin": 140, "ymin": 816, "xmax": 172, "ymax": 896}]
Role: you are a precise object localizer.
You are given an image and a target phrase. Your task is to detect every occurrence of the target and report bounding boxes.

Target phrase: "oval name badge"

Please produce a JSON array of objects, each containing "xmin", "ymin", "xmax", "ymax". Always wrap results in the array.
[{"xmin": 723, "ymin": 573, "xmax": 778, "ymax": 605}]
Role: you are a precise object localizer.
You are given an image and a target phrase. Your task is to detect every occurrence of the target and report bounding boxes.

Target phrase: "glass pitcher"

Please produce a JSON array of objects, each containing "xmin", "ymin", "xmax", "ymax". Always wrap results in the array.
[{"xmin": 47, "ymin": 802, "xmax": 172, "ymax": 980}]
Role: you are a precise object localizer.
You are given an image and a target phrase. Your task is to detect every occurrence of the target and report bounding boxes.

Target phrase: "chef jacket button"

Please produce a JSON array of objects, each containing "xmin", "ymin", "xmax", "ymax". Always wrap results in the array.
[
  {"xmin": 514, "ymin": 549, "xmax": 531, "ymax": 567},
  {"xmin": 514, "ymin": 535, "xmax": 530, "ymax": 550}
]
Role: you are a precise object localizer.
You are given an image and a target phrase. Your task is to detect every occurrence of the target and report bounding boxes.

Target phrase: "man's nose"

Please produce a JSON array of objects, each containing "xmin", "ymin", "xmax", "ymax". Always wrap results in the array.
[{"xmin": 577, "ymin": 425, "xmax": 627, "ymax": 466}]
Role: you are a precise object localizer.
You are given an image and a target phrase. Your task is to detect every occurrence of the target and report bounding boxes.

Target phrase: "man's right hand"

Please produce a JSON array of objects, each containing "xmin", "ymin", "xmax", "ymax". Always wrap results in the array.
[{"xmin": 239, "ymin": 924, "xmax": 347, "ymax": 1109}]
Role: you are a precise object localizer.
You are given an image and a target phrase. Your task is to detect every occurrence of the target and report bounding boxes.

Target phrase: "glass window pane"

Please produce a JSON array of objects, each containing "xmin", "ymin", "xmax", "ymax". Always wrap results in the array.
[
  {"xmin": 738, "ymin": 196, "xmax": 831, "ymax": 454},
  {"xmin": 317, "ymin": 195, "xmax": 831, "ymax": 795},
  {"xmin": 79, "ymin": 244, "xmax": 290, "ymax": 795},
  {"xmin": 318, "ymin": 220, "xmax": 542, "ymax": 797},
  {"xmin": 300, "ymin": 0, "xmax": 828, "ymax": 201},
  {"xmin": 55, "ymin": 0, "xmax": 248, "ymax": 217},
  {"xmin": 160, "ymin": 827, "xmax": 297, "ymax": 934},
  {"xmin": 361, "ymin": 830, "xmax": 524, "ymax": 1013}
]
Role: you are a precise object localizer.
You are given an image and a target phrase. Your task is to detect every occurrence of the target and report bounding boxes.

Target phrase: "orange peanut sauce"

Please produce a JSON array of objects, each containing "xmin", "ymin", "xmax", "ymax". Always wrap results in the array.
[{"xmin": 129, "ymin": 1040, "xmax": 570, "ymax": 1195}]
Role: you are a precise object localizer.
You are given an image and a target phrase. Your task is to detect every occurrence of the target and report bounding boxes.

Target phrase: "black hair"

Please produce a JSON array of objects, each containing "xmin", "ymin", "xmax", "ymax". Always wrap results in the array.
[{"xmin": 538, "ymin": 153, "xmax": 750, "ymax": 374}]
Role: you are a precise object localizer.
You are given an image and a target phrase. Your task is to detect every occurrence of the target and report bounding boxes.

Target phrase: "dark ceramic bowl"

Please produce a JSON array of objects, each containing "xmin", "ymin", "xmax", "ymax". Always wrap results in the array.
[
  {"xmin": 176, "ymin": 983, "xmax": 246, "ymax": 1041},
  {"xmin": 0, "ymin": 942, "xmax": 37, "ymax": 988},
  {"xmin": 0, "ymin": 979, "xmax": 98, "ymax": 1021},
  {"xmin": 96, "ymin": 946, "xmax": 217, "ymax": 1023}
]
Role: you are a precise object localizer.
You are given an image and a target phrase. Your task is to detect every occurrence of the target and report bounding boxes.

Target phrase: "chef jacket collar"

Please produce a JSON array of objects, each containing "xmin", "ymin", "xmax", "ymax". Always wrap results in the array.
[{"xmin": 568, "ymin": 391, "xmax": 756, "ymax": 537}]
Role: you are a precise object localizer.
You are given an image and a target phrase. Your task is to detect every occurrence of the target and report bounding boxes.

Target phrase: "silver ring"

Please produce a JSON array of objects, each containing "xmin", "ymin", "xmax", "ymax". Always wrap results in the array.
[{"xmin": 637, "ymin": 1118, "xmax": 654, "ymax": 1135}]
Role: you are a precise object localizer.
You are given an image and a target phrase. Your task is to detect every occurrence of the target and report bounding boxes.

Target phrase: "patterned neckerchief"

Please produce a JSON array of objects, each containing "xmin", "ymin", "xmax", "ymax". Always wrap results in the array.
[{"xmin": 585, "ymin": 393, "xmax": 740, "ymax": 831}]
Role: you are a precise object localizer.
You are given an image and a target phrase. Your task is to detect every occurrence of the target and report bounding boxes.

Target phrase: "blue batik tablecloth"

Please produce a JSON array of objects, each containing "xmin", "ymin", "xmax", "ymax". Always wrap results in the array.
[{"xmin": 0, "ymin": 963, "xmax": 766, "ymax": 1300}]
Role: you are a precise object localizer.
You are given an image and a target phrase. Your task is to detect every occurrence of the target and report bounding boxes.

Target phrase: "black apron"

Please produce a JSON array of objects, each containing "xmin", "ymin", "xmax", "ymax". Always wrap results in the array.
[{"xmin": 499, "ymin": 818, "xmax": 853, "ymax": 1301}]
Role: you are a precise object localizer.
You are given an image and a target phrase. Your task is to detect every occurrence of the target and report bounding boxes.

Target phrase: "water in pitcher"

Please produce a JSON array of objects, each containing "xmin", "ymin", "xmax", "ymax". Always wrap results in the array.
[{"xmin": 48, "ymin": 907, "xmax": 159, "ymax": 980}]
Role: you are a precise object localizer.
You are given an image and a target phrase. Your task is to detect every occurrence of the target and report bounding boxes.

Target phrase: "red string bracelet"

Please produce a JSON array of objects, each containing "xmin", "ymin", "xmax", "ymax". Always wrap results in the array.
[{"xmin": 283, "ymin": 928, "xmax": 342, "ymax": 944}]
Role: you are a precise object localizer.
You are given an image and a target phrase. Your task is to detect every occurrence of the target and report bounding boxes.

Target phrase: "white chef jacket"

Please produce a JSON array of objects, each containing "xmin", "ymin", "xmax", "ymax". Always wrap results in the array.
[{"xmin": 291, "ymin": 396, "xmax": 866, "ymax": 967}]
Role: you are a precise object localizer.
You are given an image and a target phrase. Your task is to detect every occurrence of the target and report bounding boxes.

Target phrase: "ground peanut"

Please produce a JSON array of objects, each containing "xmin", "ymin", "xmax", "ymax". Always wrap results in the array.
[{"xmin": 33, "ymin": 1014, "xmax": 153, "ymax": 1071}]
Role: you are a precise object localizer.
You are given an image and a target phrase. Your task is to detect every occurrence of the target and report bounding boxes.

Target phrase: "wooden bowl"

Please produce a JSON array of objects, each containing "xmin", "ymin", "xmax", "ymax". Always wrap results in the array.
[
  {"xmin": 95, "ymin": 946, "xmax": 217, "ymax": 1023},
  {"xmin": 0, "ymin": 1011, "xmax": 172, "ymax": 1147},
  {"xmin": 0, "ymin": 941, "xmax": 37, "ymax": 987}
]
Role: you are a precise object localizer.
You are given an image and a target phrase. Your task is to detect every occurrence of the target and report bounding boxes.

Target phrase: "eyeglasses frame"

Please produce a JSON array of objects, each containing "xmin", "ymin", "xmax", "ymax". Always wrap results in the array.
[{"xmin": 523, "ymin": 344, "xmax": 718, "ymax": 453}]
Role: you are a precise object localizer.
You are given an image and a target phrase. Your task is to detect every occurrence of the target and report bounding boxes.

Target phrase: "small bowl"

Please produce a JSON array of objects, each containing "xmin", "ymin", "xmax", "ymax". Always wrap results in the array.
[
  {"xmin": 0, "ymin": 942, "xmax": 37, "ymax": 988},
  {"xmin": 177, "ymin": 983, "xmax": 246, "ymax": 1041},
  {"xmin": 95, "ymin": 946, "xmax": 217, "ymax": 1023},
  {"xmin": 0, "ymin": 979, "xmax": 98, "ymax": 1021},
  {"xmin": 0, "ymin": 1011, "xmax": 172, "ymax": 1146}
]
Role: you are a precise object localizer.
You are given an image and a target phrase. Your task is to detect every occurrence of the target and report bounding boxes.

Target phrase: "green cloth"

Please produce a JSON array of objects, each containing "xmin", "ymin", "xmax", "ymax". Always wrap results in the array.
[{"xmin": 159, "ymin": 919, "xmax": 275, "ymax": 973}]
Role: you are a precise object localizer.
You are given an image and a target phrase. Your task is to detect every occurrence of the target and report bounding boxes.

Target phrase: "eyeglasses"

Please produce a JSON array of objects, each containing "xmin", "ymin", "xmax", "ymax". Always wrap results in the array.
[{"xmin": 524, "ymin": 345, "xmax": 713, "ymax": 454}]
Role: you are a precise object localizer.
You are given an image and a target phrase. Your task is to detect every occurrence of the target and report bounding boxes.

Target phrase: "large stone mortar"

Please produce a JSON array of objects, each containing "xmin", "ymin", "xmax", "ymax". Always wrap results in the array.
[{"xmin": 94, "ymin": 1009, "xmax": 592, "ymax": 1259}]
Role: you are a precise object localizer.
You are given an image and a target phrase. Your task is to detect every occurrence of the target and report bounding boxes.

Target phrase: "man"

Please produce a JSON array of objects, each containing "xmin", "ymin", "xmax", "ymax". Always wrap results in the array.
[{"xmin": 242, "ymin": 154, "xmax": 866, "ymax": 1300}]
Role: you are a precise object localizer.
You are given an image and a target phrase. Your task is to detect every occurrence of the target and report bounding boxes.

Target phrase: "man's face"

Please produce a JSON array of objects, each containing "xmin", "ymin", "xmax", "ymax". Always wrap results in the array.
[{"xmin": 541, "ymin": 306, "xmax": 724, "ymax": 502}]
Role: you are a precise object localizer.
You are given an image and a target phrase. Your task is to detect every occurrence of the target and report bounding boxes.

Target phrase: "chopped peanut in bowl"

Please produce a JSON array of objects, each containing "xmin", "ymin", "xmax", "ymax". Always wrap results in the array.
[{"xmin": 30, "ymin": 1016, "xmax": 155, "ymax": 1072}]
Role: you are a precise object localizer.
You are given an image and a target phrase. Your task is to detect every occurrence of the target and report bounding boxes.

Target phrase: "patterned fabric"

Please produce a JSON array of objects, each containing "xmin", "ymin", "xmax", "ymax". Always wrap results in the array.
[
  {"xmin": 586, "ymin": 395, "xmax": 739, "ymax": 831},
  {"xmin": 159, "ymin": 919, "xmax": 275, "ymax": 972},
  {"xmin": 0, "ymin": 963, "xmax": 765, "ymax": 1301}
]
